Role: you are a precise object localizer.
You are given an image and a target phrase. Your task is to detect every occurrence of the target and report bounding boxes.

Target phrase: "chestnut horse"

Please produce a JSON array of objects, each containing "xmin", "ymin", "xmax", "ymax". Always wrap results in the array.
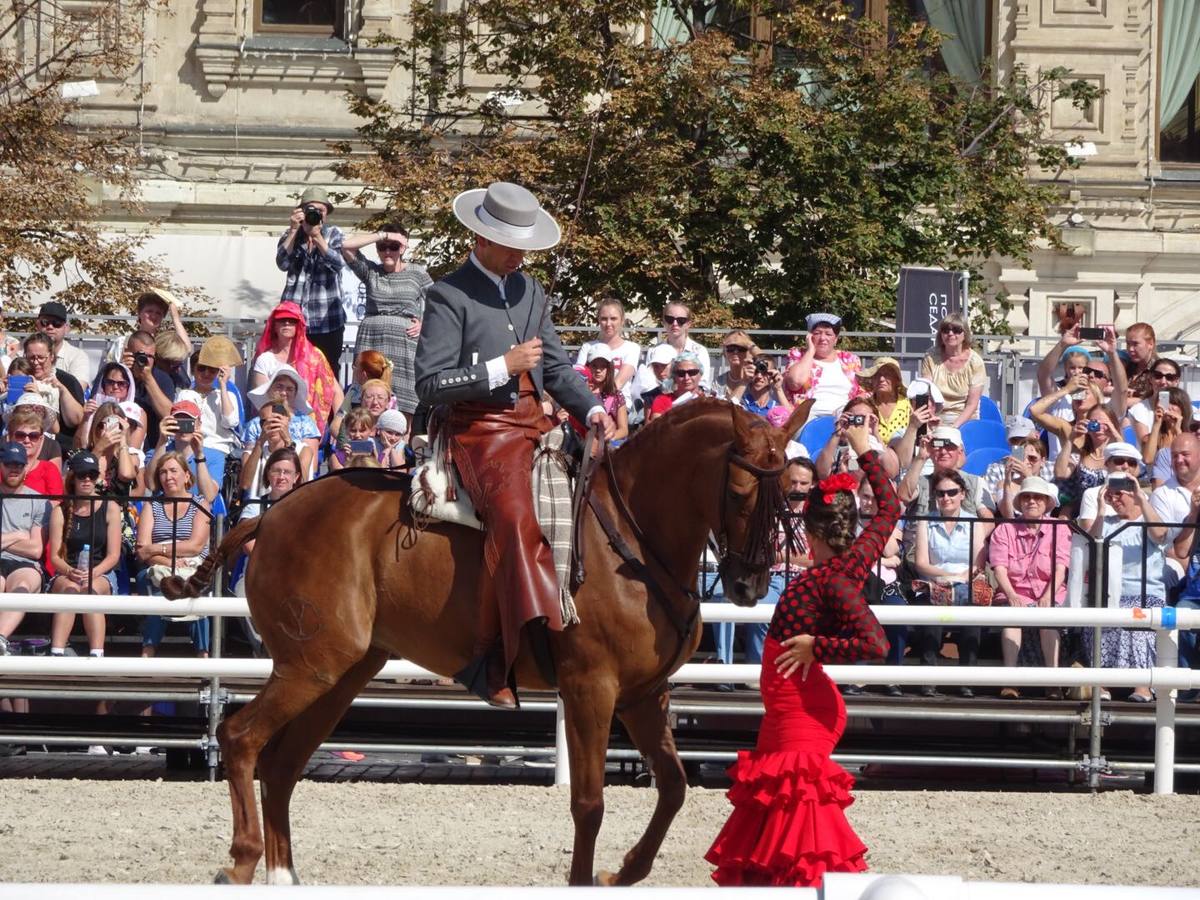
[{"xmin": 166, "ymin": 398, "xmax": 809, "ymax": 886}]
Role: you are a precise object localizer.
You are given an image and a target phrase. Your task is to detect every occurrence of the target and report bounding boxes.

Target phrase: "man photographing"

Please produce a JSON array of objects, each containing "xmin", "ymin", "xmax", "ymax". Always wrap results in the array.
[{"xmin": 276, "ymin": 187, "xmax": 346, "ymax": 370}]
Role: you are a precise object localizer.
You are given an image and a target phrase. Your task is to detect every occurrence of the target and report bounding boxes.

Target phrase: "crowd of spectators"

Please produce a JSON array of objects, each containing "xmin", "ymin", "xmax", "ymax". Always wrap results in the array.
[{"xmin": 0, "ymin": 185, "xmax": 1197, "ymax": 757}]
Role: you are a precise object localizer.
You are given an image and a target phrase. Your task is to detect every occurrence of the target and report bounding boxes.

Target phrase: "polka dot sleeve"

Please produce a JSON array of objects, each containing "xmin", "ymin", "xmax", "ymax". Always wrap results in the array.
[{"xmin": 768, "ymin": 450, "xmax": 900, "ymax": 662}]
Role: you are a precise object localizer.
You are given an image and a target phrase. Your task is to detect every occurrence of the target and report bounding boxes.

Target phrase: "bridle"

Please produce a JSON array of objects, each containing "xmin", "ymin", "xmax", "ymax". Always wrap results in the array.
[
  {"xmin": 715, "ymin": 449, "xmax": 788, "ymax": 576},
  {"xmin": 584, "ymin": 439, "xmax": 787, "ymax": 635}
]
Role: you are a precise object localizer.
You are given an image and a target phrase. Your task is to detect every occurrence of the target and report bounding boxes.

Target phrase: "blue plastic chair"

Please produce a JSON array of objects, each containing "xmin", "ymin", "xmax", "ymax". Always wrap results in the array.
[
  {"xmin": 978, "ymin": 395, "xmax": 1003, "ymax": 423},
  {"xmin": 962, "ymin": 446, "xmax": 1010, "ymax": 477},
  {"xmin": 958, "ymin": 419, "xmax": 1009, "ymax": 455},
  {"xmin": 797, "ymin": 415, "xmax": 837, "ymax": 453}
]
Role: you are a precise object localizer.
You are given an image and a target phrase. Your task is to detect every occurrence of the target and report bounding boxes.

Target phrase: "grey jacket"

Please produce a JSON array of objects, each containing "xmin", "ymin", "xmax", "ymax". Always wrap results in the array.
[{"xmin": 414, "ymin": 260, "xmax": 596, "ymax": 422}]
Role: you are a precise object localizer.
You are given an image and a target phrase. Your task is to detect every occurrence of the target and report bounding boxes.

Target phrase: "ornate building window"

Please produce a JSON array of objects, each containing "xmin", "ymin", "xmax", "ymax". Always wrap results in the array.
[{"xmin": 1158, "ymin": 0, "xmax": 1200, "ymax": 164}]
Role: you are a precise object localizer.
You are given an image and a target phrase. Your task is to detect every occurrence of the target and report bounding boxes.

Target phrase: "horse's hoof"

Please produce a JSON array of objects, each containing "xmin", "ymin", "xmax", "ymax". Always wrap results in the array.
[{"xmin": 594, "ymin": 870, "xmax": 618, "ymax": 887}]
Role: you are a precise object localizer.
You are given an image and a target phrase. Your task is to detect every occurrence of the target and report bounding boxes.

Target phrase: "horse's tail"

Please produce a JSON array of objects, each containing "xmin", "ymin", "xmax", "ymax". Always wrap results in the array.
[{"xmin": 160, "ymin": 517, "xmax": 261, "ymax": 600}]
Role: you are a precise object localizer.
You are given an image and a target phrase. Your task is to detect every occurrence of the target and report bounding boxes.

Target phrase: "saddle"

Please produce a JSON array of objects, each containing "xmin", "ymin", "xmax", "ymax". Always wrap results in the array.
[{"xmin": 409, "ymin": 423, "xmax": 583, "ymax": 626}]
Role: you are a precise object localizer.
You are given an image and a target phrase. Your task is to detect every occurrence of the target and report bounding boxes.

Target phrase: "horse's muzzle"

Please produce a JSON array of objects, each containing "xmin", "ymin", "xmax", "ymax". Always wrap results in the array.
[{"xmin": 723, "ymin": 569, "xmax": 769, "ymax": 607}]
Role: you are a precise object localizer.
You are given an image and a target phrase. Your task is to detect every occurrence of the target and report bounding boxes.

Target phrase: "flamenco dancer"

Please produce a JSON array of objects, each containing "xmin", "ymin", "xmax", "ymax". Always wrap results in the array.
[{"xmin": 706, "ymin": 420, "xmax": 899, "ymax": 887}]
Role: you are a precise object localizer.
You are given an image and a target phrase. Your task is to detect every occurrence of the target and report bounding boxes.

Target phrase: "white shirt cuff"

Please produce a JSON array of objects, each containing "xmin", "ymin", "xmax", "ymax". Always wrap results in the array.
[
  {"xmin": 485, "ymin": 356, "xmax": 509, "ymax": 390},
  {"xmin": 584, "ymin": 404, "xmax": 604, "ymax": 422}
]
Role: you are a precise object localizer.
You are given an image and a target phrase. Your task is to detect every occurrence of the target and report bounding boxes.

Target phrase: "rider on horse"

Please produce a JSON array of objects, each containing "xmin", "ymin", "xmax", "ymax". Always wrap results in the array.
[{"xmin": 414, "ymin": 182, "xmax": 615, "ymax": 708}]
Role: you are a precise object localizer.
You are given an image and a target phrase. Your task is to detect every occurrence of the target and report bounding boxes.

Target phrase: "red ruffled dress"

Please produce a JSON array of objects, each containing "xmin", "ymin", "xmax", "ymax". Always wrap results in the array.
[{"xmin": 706, "ymin": 450, "xmax": 900, "ymax": 887}]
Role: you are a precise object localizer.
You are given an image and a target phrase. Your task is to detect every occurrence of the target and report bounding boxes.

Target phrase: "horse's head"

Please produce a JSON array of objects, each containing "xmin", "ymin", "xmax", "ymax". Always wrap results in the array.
[{"xmin": 717, "ymin": 401, "xmax": 813, "ymax": 606}]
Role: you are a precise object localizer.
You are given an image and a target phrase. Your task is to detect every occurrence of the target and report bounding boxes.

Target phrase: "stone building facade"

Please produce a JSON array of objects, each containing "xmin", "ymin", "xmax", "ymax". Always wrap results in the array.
[{"xmin": 64, "ymin": 1, "xmax": 1200, "ymax": 340}]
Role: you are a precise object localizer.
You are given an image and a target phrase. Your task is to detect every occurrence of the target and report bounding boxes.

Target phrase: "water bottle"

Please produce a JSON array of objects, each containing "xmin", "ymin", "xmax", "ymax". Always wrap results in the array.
[{"xmin": 76, "ymin": 544, "xmax": 91, "ymax": 579}]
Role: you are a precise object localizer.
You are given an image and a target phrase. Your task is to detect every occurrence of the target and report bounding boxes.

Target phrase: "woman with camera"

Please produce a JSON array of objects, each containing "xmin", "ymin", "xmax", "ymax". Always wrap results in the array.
[
  {"xmin": 814, "ymin": 397, "xmax": 900, "ymax": 479},
  {"xmin": 1085, "ymin": 472, "xmax": 1168, "ymax": 702},
  {"xmin": 740, "ymin": 354, "xmax": 793, "ymax": 420},
  {"xmin": 340, "ymin": 224, "xmax": 431, "ymax": 417},
  {"xmin": 240, "ymin": 392, "xmax": 316, "ymax": 500},
  {"xmin": 1030, "ymin": 378, "xmax": 1121, "ymax": 516},
  {"xmin": 1143, "ymin": 386, "xmax": 1193, "ymax": 487},
  {"xmin": 858, "ymin": 356, "xmax": 910, "ymax": 445}
]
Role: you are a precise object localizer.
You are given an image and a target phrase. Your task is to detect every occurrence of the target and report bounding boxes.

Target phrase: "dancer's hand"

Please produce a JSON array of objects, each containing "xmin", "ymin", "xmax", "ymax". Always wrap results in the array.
[{"xmin": 776, "ymin": 633, "xmax": 816, "ymax": 681}]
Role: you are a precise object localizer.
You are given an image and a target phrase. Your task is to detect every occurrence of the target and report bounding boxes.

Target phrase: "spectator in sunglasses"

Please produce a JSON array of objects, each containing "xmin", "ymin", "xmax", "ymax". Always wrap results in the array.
[
  {"xmin": 636, "ymin": 302, "xmax": 711, "ymax": 395},
  {"xmin": 783, "ymin": 312, "xmax": 863, "ymax": 418},
  {"xmin": 646, "ymin": 351, "xmax": 706, "ymax": 423},
  {"xmin": 1128, "ymin": 359, "xmax": 1183, "ymax": 448},
  {"xmin": 715, "ymin": 329, "xmax": 757, "ymax": 402},
  {"xmin": 918, "ymin": 312, "xmax": 985, "ymax": 425},
  {"xmin": 1035, "ymin": 323, "xmax": 1127, "ymax": 447},
  {"xmin": 912, "ymin": 468, "xmax": 988, "ymax": 696},
  {"xmin": 34, "ymin": 302, "xmax": 91, "ymax": 391},
  {"xmin": 340, "ymin": 223, "xmax": 431, "ymax": 417},
  {"xmin": 740, "ymin": 353, "xmax": 793, "ymax": 421}
]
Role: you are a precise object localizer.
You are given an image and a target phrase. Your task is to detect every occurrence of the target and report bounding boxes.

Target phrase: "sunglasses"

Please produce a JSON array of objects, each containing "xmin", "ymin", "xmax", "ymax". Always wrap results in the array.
[
  {"xmin": 74, "ymin": 470, "xmax": 100, "ymax": 480},
  {"xmin": 939, "ymin": 325, "xmax": 964, "ymax": 335},
  {"xmin": 934, "ymin": 487, "xmax": 962, "ymax": 498},
  {"xmin": 10, "ymin": 430, "xmax": 39, "ymax": 442},
  {"xmin": 724, "ymin": 345, "xmax": 751, "ymax": 354},
  {"xmin": 101, "ymin": 378, "xmax": 129, "ymax": 390},
  {"xmin": 663, "ymin": 315, "xmax": 690, "ymax": 326},
  {"xmin": 376, "ymin": 242, "xmax": 404, "ymax": 252},
  {"xmin": 1152, "ymin": 370, "xmax": 1180, "ymax": 382},
  {"xmin": 674, "ymin": 369, "xmax": 700, "ymax": 378},
  {"xmin": 275, "ymin": 319, "xmax": 299, "ymax": 327},
  {"xmin": 196, "ymin": 364, "xmax": 220, "ymax": 375},
  {"xmin": 1085, "ymin": 367, "xmax": 1109, "ymax": 379},
  {"xmin": 1110, "ymin": 458, "xmax": 1140, "ymax": 468},
  {"xmin": 36, "ymin": 317, "xmax": 65, "ymax": 328}
]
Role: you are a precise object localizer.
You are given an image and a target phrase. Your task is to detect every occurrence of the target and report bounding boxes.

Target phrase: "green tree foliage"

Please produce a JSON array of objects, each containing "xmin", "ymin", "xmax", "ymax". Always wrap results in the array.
[
  {"xmin": 336, "ymin": 0, "xmax": 1100, "ymax": 336},
  {"xmin": 0, "ymin": 1, "xmax": 208, "ymax": 323}
]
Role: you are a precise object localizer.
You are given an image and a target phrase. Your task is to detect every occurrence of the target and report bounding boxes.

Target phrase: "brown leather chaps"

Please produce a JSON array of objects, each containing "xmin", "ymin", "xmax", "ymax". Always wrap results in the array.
[{"xmin": 448, "ymin": 374, "xmax": 559, "ymax": 694}]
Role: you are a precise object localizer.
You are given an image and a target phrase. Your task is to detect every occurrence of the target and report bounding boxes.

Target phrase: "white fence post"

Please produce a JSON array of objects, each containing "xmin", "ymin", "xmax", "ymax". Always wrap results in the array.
[
  {"xmin": 554, "ymin": 695, "xmax": 570, "ymax": 787},
  {"xmin": 1154, "ymin": 611, "xmax": 1181, "ymax": 796}
]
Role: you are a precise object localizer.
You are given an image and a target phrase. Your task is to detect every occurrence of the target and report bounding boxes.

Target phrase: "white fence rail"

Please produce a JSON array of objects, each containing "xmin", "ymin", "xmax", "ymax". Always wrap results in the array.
[
  {"xmin": 1, "ymin": 595, "xmax": 1199, "ymax": 792},
  {"xmin": 0, "ymin": 876, "xmax": 1195, "ymax": 899}
]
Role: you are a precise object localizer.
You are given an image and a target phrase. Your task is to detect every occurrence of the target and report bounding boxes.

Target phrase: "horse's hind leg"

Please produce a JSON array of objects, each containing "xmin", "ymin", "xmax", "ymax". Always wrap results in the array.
[
  {"xmin": 601, "ymin": 689, "xmax": 687, "ymax": 886},
  {"xmin": 257, "ymin": 647, "xmax": 388, "ymax": 885},
  {"xmin": 560, "ymin": 678, "xmax": 618, "ymax": 886},
  {"xmin": 216, "ymin": 668, "xmax": 346, "ymax": 885}
]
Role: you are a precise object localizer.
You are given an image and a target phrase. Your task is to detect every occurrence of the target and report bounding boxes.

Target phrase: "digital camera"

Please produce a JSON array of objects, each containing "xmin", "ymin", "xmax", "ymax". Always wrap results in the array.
[{"xmin": 303, "ymin": 205, "xmax": 323, "ymax": 227}]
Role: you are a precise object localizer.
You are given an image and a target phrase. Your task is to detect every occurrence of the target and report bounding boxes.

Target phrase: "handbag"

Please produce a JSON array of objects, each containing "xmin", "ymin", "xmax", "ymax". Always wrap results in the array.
[{"xmin": 970, "ymin": 575, "xmax": 994, "ymax": 607}]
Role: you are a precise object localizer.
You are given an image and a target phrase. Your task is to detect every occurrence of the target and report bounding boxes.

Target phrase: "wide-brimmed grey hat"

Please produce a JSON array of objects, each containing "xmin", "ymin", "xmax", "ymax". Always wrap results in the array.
[{"xmin": 452, "ymin": 182, "xmax": 561, "ymax": 251}]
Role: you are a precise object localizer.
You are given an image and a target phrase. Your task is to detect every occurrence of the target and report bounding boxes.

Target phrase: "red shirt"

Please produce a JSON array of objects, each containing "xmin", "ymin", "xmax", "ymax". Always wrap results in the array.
[
  {"xmin": 768, "ymin": 450, "xmax": 899, "ymax": 662},
  {"xmin": 24, "ymin": 461, "xmax": 63, "ymax": 575}
]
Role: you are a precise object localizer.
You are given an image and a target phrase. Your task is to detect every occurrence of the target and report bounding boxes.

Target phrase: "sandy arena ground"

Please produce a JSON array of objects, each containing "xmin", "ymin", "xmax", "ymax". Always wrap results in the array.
[{"xmin": 0, "ymin": 781, "xmax": 1196, "ymax": 886}]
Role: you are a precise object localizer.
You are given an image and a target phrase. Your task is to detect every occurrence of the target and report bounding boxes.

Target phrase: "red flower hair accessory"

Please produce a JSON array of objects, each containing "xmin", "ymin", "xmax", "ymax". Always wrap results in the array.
[{"xmin": 817, "ymin": 472, "xmax": 858, "ymax": 504}]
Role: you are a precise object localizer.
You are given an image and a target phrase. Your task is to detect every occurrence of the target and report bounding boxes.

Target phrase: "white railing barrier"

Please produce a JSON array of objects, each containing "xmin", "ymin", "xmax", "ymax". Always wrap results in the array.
[
  {"xmin": 0, "ymin": 878, "xmax": 1193, "ymax": 899},
  {"xmin": 2, "ymin": 595, "xmax": 1199, "ymax": 792}
]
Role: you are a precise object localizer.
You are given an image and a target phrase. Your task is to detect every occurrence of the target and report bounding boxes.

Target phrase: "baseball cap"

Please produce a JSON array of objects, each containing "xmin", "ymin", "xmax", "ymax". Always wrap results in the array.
[
  {"xmin": 170, "ymin": 397, "xmax": 202, "ymax": 420},
  {"xmin": 586, "ymin": 345, "xmax": 615, "ymax": 364},
  {"xmin": 648, "ymin": 344, "xmax": 678, "ymax": 366},
  {"xmin": 67, "ymin": 451, "xmax": 101, "ymax": 477},
  {"xmin": 930, "ymin": 426, "xmax": 964, "ymax": 448},
  {"xmin": 36, "ymin": 301, "xmax": 69, "ymax": 323},
  {"xmin": 1104, "ymin": 442, "xmax": 1141, "ymax": 461},
  {"xmin": 1005, "ymin": 416, "xmax": 1037, "ymax": 442},
  {"xmin": 0, "ymin": 442, "xmax": 27, "ymax": 466}
]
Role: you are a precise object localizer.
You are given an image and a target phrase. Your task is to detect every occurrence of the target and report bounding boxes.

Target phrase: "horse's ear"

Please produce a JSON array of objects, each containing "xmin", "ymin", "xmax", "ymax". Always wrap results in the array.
[
  {"xmin": 779, "ymin": 399, "xmax": 815, "ymax": 441},
  {"xmin": 731, "ymin": 403, "xmax": 753, "ymax": 446}
]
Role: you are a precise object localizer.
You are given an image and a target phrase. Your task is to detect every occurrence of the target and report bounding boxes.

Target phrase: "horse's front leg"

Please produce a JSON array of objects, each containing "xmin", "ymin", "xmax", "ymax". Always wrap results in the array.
[{"xmin": 559, "ymin": 678, "xmax": 617, "ymax": 886}]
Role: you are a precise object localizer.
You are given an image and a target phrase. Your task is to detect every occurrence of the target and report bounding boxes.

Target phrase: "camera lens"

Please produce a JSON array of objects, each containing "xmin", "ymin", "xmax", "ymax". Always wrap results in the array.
[
  {"xmin": 754, "ymin": 360, "xmax": 769, "ymax": 374},
  {"xmin": 133, "ymin": 352, "xmax": 149, "ymax": 367},
  {"xmin": 304, "ymin": 206, "xmax": 322, "ymax": 227}
]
